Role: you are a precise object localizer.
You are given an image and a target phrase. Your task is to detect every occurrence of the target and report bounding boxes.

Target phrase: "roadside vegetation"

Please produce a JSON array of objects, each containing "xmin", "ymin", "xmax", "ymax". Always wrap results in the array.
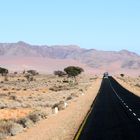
[{"xmin": 0, "ymin": 66, "xmax": 96, "ymax": 139}]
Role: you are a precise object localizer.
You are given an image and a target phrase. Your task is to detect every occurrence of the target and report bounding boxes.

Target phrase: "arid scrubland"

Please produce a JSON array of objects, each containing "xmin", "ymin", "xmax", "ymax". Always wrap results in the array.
[
  {"xmin": 115, "ymin": 75, "xmax": 140, "ymax": 97},
  {"xmin": 0, "ymin": 72, "xmax": 97, "ymax": 139}
]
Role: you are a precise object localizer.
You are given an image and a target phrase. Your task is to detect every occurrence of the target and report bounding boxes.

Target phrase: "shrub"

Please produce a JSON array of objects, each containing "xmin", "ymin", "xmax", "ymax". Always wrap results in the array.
[
  {"xmin": 17, "ymin": 118, "xmax": 33, "ymax": 128},
  {"xmin": 28, "ymin": 113, "xmax": 41, "ymax": 123},
  {"xmin": 9, "ymin": 123, "xmax": 23, "ymax": 136},
  {"xmin": 22, "ymin": 70, "xmax": 26, "ymax": 74},
  {"xmin": 54, "ymin": 70, "xmax": 66, "ymax": 77},
  {"xmin": 79, "ymin": 89, "xmax": 84, "ymax": 92},
  {"xmin": 2, "ymin": 88, "xmax": 8, "ymax": 91},
  {"xmin": 24, "ymin": 73, "xmax": 34, "ymax": 82},
  {"xmin": 27, "ymin": 110, "xmax": 47, "ymax": 123},
  {"xmin": 0, "ymin": 120, "xmax": 23, "ymax": 138},
  {"xmin": 21, "ymin": 79, "xmax": 25, "ymax": 82},
  {"xmin": 27, "ymin": 70, "xmax": 39, "ymax": 76},
  {"xmin": 120, "ymin": 73, "xmax": 124, "ymax": 77},
  {"xmin": 63, "ymin": 80, "xmax": 69, "ymax": 83},
  {"xmin": 9, "ymin": 95, "xmax": 17, "ymax": 100},
  {"xmin": 14, "ymin": 72, "xmax": 18, "ymax": 75},
  {"xmin": 66, "ymin": 96, "xmax": 73, "ymax": 101},
  {"xmin": 49, "ymin": 85, "xmax": 70, "ymax": 92}
]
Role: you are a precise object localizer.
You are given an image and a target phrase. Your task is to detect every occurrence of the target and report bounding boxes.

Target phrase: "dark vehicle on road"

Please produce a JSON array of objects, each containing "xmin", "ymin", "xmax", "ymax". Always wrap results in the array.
[{"xmin": 103, "ymin": 72, "xmax": 109, "ymax": 78}]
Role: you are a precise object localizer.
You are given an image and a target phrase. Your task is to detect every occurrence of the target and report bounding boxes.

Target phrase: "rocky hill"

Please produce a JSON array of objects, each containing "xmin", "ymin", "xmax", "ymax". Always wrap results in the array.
[{"xmin": 0, "ymin": 41, "xmax": 140, "ymax": 75}]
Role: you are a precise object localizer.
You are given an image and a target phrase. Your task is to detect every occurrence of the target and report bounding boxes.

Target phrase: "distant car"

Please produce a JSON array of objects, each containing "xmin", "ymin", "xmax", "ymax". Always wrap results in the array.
[{"xmin": 103, "ymin": 72, "xmax": 109, "ymax": 79}]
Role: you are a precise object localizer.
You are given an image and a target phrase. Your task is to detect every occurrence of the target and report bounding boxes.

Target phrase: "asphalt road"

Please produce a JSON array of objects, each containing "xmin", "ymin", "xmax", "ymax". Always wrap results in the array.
[{"xmin": 74, "ymin": 76, "xmax": 140, "ymax": 140}]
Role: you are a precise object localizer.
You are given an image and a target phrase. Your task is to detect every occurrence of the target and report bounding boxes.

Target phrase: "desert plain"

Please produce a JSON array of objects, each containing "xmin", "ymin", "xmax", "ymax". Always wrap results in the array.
[{"xmin": 0, "ymin": 72, "xmax": 139, "ymax": 140}]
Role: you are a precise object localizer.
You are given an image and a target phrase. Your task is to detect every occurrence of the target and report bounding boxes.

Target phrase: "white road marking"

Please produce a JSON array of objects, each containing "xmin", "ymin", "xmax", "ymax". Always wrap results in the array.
[
  {"xmin": 109, "ymin": 79, "xmax": 140, "ymax": 123},
  {"xmin": 133, "ymin": 113, "xmax": 136, "ymax": 116}
]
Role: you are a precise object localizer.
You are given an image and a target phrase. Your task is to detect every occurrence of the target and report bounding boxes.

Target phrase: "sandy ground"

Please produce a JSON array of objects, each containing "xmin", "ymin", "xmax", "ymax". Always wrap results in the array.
[
  {"xmin": 7, "ymin": 78, "xmax": 101, "ymax": 140},
  {"xmin": 115, "ymin": 77, "xmax": 140, "ymax": 97},
  {"xmin": 0, "ymin": 109, "xmax": 32, "ymax": 120}
]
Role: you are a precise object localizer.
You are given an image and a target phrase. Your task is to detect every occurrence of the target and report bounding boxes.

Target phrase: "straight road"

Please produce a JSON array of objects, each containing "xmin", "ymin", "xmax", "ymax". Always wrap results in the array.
[{"xmin": 74, "ymin": 76, "xmax": 140, "ymax": 140}]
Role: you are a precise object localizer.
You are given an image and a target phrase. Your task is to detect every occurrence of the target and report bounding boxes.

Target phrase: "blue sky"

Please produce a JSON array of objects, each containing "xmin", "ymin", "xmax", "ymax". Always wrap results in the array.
[{"xmin": 0, "ymin": 0, "xmax": 140, "ymax": 53}]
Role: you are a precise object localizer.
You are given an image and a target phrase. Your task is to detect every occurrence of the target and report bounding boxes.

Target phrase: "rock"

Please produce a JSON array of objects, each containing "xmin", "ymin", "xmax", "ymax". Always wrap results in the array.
[
  {"xmin": 52, "ymin": 107, "xmax": 58, "ymax": 114},
  {"xmin": 64, "ymin": 102, "xmax": 68, "ymax": 108}
]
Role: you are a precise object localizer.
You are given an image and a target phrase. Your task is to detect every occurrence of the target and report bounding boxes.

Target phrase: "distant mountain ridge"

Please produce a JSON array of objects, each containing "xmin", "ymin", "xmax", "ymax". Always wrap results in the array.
[{"xmin": 0, "ymin": 41, "xmax": 140, "ymax": 75}]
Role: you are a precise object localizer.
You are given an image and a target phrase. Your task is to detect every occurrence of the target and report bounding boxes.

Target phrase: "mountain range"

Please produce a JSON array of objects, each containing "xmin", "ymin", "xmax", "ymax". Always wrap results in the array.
[{"xmin": 0, "ymin": 41, "xmax": 140, "ymax": 75}]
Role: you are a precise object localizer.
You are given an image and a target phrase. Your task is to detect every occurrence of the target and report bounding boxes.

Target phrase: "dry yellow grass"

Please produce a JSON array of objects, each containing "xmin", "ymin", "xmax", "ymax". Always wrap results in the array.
[
  {"xmin": 7, "ymin": 78, "xmax": 101, "ymax": 140},
  {"xmin": 0, "ymin": 109, "xmax": 32, "ymax": 120},
  {"xmin": 0, "ymin": 73, "xmax": 98, "ymax": 139}
]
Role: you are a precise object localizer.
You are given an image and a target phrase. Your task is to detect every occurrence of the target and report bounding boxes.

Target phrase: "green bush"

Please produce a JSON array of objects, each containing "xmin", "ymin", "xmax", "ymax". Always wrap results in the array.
[
  {"xmin": 0, "ymin": 67, "xmax": 8, "ymax": 76},
  {"xmin": 64, "ymin": 66, "xmax": 84, "ymax": 78}
]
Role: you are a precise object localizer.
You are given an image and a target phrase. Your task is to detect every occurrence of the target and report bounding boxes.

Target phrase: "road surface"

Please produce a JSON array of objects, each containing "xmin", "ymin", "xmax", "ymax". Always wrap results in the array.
[{"xmin": 74, "ymin": 76, "xmax": 140, "ymax": 140}]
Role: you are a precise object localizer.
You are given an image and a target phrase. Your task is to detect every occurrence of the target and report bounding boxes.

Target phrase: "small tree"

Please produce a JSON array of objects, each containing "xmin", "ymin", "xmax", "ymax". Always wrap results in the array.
[
  {"xmin": 0, "ymin": 67, "xmax": 8, "ymax": 76},
  {"xmin": 54, "ymin": 70, "xmax": 66, "ymax": 77},
  {"xmin": 64, "ymin": 66, "xmax": 84, "ymax": 83},
  {"xmin": 0, "ymin": 67, "xmax": 9, "ymax": 81}
]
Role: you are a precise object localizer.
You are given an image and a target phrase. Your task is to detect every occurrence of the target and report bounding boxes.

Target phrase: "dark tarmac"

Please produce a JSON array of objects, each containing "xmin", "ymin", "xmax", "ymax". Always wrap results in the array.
[{"xmin": 74, "ymin": 76, "xmax": 140, "ymax": 140}]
